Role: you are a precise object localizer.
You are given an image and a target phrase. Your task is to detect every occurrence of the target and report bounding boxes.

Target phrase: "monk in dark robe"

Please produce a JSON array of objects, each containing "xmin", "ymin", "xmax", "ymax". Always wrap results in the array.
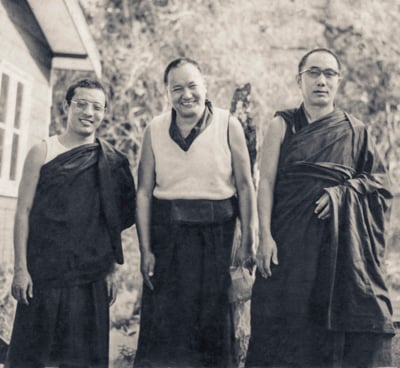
[
  {"xmin": 7, "ymin": 79, "xmax": 135, "ymax": 368},
  {"xmin": 246, "ymin": 48, "xmax": 394, "ymax": 368}
]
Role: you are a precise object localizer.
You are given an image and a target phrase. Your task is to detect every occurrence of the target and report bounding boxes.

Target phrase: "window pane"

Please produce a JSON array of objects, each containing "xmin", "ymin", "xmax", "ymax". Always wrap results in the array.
[
  {"xmin": 0, "ymin": 128, "xmax": 4, "ymax": 176},
  {"xmin": 9, "ymin": 133, "xmax": 19, "ymax": 180},
  {"xmin": 0, "ymin": 74, "xmax": 10, "ymax": 123},
  {"xmin": 14, "ymin": 82, "xmax": 24, "ymax": 129}
]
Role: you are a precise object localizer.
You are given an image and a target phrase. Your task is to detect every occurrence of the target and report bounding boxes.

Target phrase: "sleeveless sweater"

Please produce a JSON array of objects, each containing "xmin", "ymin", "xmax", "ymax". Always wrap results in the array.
[{"xmin": 151, "ymin": 107, "xmax": 236, "ymax": 200}]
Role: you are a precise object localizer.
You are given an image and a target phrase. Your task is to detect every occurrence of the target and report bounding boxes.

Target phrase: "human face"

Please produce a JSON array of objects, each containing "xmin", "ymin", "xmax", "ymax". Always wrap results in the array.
[
  {"xmin": 65, "ymin": 88, "xmax": 106, "ymax": 138},
  {"xmin": 166, "ymin": 63, "xmax": 207, "ymax": 121},
  {"xmin": 297, "ymin": 51, "xmax": 341, "ymax": 110}
]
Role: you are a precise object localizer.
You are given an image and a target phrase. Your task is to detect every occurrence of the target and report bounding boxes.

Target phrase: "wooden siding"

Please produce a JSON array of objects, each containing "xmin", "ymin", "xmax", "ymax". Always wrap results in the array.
[
  {"xmin": 0, "ymin": 0, "xmax": 53, "ymax": 266},
  {"xmin": 0, "ymin": 197, "xmax": 16, "ymax": 268},
  {"xmin": 0, "ymin": 0, "xmax": 52, "ymax": 78},
  {"xmin": 0, "ymin": 0, "xmax": 52, "ymax": 146}
]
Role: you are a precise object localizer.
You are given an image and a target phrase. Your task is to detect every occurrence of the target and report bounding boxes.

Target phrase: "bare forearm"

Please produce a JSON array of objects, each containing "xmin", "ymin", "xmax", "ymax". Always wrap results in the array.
[
  {"xmin": 257, "ymin": 179, "xmax": 275, "ymax": 240},
  {"xmin": 13, "ymin": 211, "xmax": 29, "ymax": 272},
  {"xmin": 136, "ymin": 191, "xmax": 152, "ymax": 254},
  {"xmin": 238, "ymin": 184, "xmax": 256, "ymax": 246},
  {"xmin": 12, "ymin": 211, "xmax": 34, "ymax": 304}
]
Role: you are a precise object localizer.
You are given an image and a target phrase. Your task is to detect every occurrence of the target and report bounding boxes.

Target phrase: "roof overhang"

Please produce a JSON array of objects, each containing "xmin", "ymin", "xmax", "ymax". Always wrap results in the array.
[{"xmin": 26, "ymin": 0, "xmax": 101, "ymax": 78}]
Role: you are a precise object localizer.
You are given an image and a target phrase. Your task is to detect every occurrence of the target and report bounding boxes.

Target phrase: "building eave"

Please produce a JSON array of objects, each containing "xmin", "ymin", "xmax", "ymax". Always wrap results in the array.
[{"xmin": 26, "ymin": 0, "xmax": 101, "ymax": 78}]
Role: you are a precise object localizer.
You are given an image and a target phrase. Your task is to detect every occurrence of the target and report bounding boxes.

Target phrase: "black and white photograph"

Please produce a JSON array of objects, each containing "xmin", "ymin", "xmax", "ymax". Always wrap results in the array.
[{"xmin": 1, "ymin": 0, "xmax": 400, "ymax": 367}]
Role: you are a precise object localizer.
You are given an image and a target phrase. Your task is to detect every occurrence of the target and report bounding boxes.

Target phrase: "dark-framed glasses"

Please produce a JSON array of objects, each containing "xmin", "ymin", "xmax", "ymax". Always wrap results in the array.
[
  {"xmin": 299, "ymin": 67, "xmax": 340, "ymax": 79},
  {"xmin": 71, "ymin": 99, "xmax": 106, "ymax": 113}
]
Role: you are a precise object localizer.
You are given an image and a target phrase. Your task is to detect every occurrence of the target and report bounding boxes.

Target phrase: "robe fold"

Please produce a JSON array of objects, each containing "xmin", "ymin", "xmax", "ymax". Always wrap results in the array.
[
  {"xmin": 246, "ymin": 106, "xmax": 394, "ymax": 367},
  {"xmin": 27, "ymin": 139, "xmax": 135, "ymax": 288}
]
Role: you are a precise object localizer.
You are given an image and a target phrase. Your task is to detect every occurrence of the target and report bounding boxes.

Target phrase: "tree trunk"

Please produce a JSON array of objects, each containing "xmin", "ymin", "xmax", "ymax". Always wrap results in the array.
[{"xmin": 229, "ymin": 83, "xmax": 256, "ymax": 367}]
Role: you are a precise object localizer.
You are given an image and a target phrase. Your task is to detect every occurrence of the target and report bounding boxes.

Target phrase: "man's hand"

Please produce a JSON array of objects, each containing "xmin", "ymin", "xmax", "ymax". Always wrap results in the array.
[
  {"xmin": 234, "ymin": 228, "xmax": 256, "ymax": 267},
  {"xmin": 141, "ymin": 251, "xmax": 155, "ymax": 291},
  {"xmin": 235, "ymin": 244, "xmax": 255, "ymax": 269},
  {"xmin": 256, "ymin": 236, "xmax": 278, "ymax": 279},
  {"xmin": 12, "ymin": 269, "xmax": 33, "ymax": 305},
  {"xmin": 106, "ymin": 274, "xmax": 117, "ymax": 306},
  {"xmin": 314, "ymin": 192, "xmax": 331, "ymax": 220}
]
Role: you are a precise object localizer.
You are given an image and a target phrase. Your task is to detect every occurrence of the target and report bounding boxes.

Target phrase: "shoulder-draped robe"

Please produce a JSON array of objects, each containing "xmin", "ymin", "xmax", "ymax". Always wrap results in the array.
[{"xmin": 253, "ymin": 106, "xmax": 393, "ymax": 332}]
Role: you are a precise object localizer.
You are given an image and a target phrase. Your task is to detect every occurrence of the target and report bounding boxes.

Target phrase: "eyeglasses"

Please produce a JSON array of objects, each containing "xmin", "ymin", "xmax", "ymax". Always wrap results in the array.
[
  {"xmin": 71, "ymin": 99, "xmax": 106, "ymax": 113},
  {"xmin": 299, "ymin": 67, "xmax": 340, "ymax": 79}
]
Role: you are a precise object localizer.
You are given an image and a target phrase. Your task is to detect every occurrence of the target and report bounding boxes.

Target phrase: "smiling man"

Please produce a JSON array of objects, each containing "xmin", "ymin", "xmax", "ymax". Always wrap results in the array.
[
  {"xmin": 246, "ymin": 48, "xmax": 395, "ymax": 367},
  {"xmin": 134, "ymin": 58, "xmax": 256, "ymax": 367},
  {"xmin": 7, "ymin": 79, "xmax": 136, "ymax": 368}
]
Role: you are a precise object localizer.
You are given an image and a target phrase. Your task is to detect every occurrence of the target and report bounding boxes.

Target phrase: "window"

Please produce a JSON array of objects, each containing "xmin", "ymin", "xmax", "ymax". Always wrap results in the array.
[{"xmin": 0, "ymin": 62, "xmax": 31, "ymax": 197}]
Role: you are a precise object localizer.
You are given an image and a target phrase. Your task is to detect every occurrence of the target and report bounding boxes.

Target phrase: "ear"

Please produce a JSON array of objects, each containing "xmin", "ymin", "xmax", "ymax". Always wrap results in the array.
[
  {"xmin": 63, "ymin": 100, "xmax": 70, "ymax": 114},
  {"xmin": 165, "ymin": 86, "xmax": 172, "ymax": 105},
  {"xmin": 296, "ymin": 74, "xmax": 302, "ymax": 88}
]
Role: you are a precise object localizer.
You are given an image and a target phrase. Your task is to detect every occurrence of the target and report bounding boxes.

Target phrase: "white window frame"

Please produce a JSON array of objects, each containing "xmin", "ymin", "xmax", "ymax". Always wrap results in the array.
[{"xmin": 0, "ymin": 61, "xmax": 32, "ymax": 197}]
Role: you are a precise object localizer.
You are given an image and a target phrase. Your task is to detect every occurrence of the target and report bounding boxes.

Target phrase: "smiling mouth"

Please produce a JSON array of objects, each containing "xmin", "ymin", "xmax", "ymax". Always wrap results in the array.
[
  {"xmin": 181, "ymin": 100, "xmax": 197, "ymax": 106},
  {"xmin": 80, "ymin": 118, "xmax": 93, "ymax": 125}
]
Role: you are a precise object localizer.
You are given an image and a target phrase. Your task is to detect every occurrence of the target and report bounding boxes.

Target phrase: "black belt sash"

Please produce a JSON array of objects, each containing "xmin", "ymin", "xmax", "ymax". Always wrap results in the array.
[{"xmin": 152, "ymin": 196, "xmax": 237, "ymax": 225}]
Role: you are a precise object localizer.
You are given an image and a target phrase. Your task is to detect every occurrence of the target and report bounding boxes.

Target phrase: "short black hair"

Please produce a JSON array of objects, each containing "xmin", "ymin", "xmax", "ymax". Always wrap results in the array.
[
  {"xmin": 163, "ymin": 57, "xmax": 202, "ymax": 85},
  {"xmin": 65, "ymin": 78, "xmax": 108, "ymax": 108},
  {"xmin": 298, "ymin": 48, "xmax": 341, "ymax": 74}
]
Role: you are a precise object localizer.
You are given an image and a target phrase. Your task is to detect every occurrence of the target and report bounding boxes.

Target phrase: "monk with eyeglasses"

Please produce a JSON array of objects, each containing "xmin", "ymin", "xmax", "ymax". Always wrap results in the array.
[
  {"xmin": 246, "ymin": 48, "xmax": 394, "ymax": 367},
  {"xmin": 7, "ymin": 79, "xmax": 135, "ymax": 368}
]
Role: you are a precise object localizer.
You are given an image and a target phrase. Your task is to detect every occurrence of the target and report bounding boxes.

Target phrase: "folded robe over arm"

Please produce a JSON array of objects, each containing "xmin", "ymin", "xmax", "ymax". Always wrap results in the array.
[{"xmin": 319, "ymin": 115, "xmax": 393, "ymax": 333}]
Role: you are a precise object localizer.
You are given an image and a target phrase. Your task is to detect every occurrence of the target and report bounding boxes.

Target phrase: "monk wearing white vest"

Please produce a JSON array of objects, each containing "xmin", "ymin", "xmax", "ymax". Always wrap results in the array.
[{"xmin": 134, "ymin": 57, "xmax": 256, "ymax": 368}]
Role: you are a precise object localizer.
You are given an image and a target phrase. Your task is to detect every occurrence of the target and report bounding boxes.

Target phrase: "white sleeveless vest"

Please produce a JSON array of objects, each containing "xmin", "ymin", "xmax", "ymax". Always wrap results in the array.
[{"xmin": 151, "ymin": 107, "xmax": 236, "ymax": 200}]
